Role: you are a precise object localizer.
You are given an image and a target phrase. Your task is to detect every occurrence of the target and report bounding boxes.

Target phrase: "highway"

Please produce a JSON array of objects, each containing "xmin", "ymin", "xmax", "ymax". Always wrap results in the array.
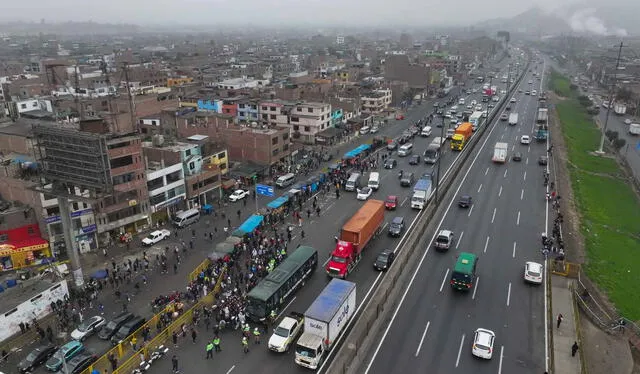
[
  {"xmin": 361, "ymin": 58, "xmax": 550, "ymax": 374},
  {"xmin": 149, "ymin": 65, "xmax": 517, "ymax": 373}
]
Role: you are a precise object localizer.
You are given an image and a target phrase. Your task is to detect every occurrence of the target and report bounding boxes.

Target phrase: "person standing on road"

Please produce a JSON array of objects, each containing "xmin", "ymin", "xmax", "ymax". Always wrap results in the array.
[
  {"xmin": 571, "ymin": 341, "xmax": 579, "ymax": 357},
  {"xmin": 242, "ymin": 336, "xmax": 249, "ymax": 353},
  {"xmin": 206, "ymin": 341, "xmax": 214, "ymax": 359},
  {"xmin": 253, "ymin": 327, "xmax": 261, "ymax": 344},
  {"xmin": 213, "ymin": 335, "xmax": 221, "ymax": 352},
  {"xmin": 191, "ymin": 328, "xmax": 197, "ymax": 343},
  {"xmin": 171, "ymin": 355, "xmax": 179, "ymax": 373},
  {"xmin": 557, "ymin": 313, "xmax": 563, "ymax": 329}
]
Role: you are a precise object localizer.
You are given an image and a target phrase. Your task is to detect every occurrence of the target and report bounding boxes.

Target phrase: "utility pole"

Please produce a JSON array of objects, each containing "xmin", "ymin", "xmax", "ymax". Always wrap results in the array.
[
  {"xmin": 435, "ymin": 114, "xmax": 446, "ymax": 203},
  {"xmin": 597, "ymin": 41, "xmax": 624, "ymax": 154},
  {"xmin": 121, "ymin": 62, "xmax": 137, "ymax": 133}
]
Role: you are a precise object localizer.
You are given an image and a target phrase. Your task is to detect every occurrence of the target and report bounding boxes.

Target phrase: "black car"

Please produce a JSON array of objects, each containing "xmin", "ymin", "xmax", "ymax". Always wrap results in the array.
[
  {"xmin": 111, "ymin": 316, "xmax": 146, "ymax": 346},
  {"xmin": 512, "ymin": 152, "xmax": 523, "ymax": 162},
  {"xmin": 18, "ymin": 343, "xmax": 57, "ymax": 373},
  {"xmin": 64, "ymin": 352, "xmax": 96, "ymax": 374},
  {"xmin": 388, "ymin": 216, "xmax": 405, "ymax": 237},
  {"xmin": 409, "ymin": 155, "xmax": 420, "ymax": 165},
  {"xmin": 505, "ymin": 105, "xmax": 511, "ymax": 111},
  {"xmin": 98, "ymin": 312, "xmax": 134, "ymax": 340},
  {"xmin": 384, "ymin": 159, "xmax": 397, "ymax": 169},
  {"xmin": 374, "ymin": 249, "xmax": 396, "ymax": 271},
  {"xmin": 538, "ymin": 155, "xmax": 549, "ymax": 165},
  {"xmin": 400, "ymin": 172, "xmax": 415, "ymax": 187},
  {"xmin": 458, "ymin": 195, "xmax": 473, "ymax": 208}
]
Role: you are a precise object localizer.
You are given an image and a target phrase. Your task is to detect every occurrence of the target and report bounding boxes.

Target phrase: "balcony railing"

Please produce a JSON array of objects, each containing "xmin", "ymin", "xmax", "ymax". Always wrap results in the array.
[{"xmin": 108, "ymin": 144, "xmax": 139, "ymax": 158}]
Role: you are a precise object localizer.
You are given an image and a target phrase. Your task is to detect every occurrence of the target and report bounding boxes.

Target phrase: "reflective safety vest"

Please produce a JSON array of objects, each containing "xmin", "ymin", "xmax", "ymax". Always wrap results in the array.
[
  {"xmin": 206, "ymin": 343, "xmax": 214, "ymax": 351},
  {"xmin": 253, "ymin": 330, "xmax": 260, "ymax": 336},
  {"xmin": 213, "ymin": 338, "xmax": 220, "ymax": 345},
  {"xmin": 242, "ymin": 337, "xmax": 248, "ymax": 346}
]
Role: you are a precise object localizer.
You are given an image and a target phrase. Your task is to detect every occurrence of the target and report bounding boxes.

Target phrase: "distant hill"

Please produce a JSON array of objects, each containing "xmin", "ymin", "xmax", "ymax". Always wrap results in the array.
[
  {"xmin": 0, "ymin": 21, "xmax": 140, "ymax": 35},
  {"xmin": 478, "ymin": 8, "xmax": 571, "ymax": 36}
]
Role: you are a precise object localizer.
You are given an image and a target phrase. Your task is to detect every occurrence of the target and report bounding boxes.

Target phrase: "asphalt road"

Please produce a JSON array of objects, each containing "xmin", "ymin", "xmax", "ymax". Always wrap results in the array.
[
  {"xmin": 597, "ymin": 109, "xmax": 640, "ymax": 181},
  {"xmin": 146, "ymin": 66, "xmax": 521, "ymax": 373},
  {"xmin": 361, "ymin": 60, "xmax": 550, "ymax": 374}
]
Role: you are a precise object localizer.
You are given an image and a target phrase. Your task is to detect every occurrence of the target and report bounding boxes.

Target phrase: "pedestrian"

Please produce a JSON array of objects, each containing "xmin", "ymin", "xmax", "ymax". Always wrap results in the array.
[
  {"xmin": 571, "ymin": 341, "xmax": 579, "ymax": 357},
  {"xmin": 172, "ymin": 331, "xmax": 178, "ymax": 347},
  {"xmin": 253, "ymin": 327, "xmax": 261, "ymax": 344},
  {"xmin": 130, "ymin": 336, "xmax": 138, "ymax": 351},
  {"xmin": 191, "ymin": 328, "xmax": 197, "ymax": 343},
  {"xmin": 206, "ymin": 342, "xmax": 214, "ymax": 359},
  {"xmin": 557, "ymin": 313, "xmax": 563, "ymax": 329},
  {"xmin": 242, "ymin": 336, "xmax": 249, "ymax": 353},
  {"xmin": 301, "ymin": 230, "xmax": 305, "ymax": 239},
  {"xmin": 213, "ymin": 335, "xmax": 221, "ymax": 352},
  {"xmin": 171, "ymin": 355, "xmax": 179, "ymax": 373}
]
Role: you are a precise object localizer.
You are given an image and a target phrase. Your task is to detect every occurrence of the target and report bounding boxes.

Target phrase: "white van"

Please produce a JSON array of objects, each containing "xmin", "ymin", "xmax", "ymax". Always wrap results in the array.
[
  {"xmin": 173, "ymin": 208, "xmax": 200, "ymax": 228},
  {"xmin": 458, "ymin": 98, "xmax": 465, "ymax": 105},
  {"xmin": 398, "ymin": 143, "xmax": 413, "ymax": 157},
  {"xmin": 421, "ymin": 126, "xmax": 432, "ymax": 137},
  {"xmin": 345, "ymin": 173, "xmax": 362, "ymax": 192},
  {"xmin": 368, "ymin": 172, "xmax": 381, "ymax": 190},
  {"xmin": 276, "ymin": 173, "xmax": 296, "ymax": 188}
]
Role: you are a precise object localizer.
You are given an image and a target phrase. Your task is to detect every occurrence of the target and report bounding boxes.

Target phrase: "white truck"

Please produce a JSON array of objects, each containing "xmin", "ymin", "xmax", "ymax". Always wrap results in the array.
[
  {"xmin": 141, "ymin": 229, "xmax": 171, "ymax": 246},
  {"xmin": 268, "ymin": 312, "xmax": 305, "ymax": 352},
  {"xmin": 411, "ymin": 178, "xmax": 433, "ymax": 209},
  {"xmin": 492, "ymin": 142, "xmax": 508, "ymax": 163},
  {"xmin": 629, "ymin": 123, "xmax": 640, "ymax": 136},
  {"xmin": 614, "ymin": 103, "xmax": 627, "ymax": 116},
  {"xmin": 295, "ymin": 279, "xmax": 356, "ymax": 370},
  {"xmin": 432, "ymin": 136, "xmax": 446, "ymax": 146},
  {"xmin": 508, "ymin": 113, "xmax": 519, "ymax": 126}
]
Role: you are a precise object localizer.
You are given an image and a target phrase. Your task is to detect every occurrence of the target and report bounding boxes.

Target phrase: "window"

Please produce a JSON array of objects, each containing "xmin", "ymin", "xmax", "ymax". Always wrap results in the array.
[
  {"xmin": 261, "ymin": 106, "xmax": 267, "ymax": 111},
  {"xmin": 282, "ymin": 133, "xmax": 289, "ymax": 140},
  {"xmin": 239, "ymin": 104, "xmax": 246, "ymax": 109},
  {"xmin": 20, "ymin": 103, "xmax": 27, "ymax": 109},
  {"xmin": 293, "ymin": 125, "xmax": 299, "ymax": 131},
  {"xmin": 32, "ymin": 102, "xmax": 38, "ymax": 107},
  {"xmin": 272, "ymin": 137, "xmax": 278, "ymax": 145},
  {"xmin": 270, "ymin": 107, "xmax": 276, "ymax": 112},
  {"xmin": 219, "ymin": 162, "xmax": 227, "ymax": 170},
  {"xmin": 307, "ymin": 108, "xmax": 313, "ymax": 113},
  {"xmin": 304, "ymin": 126, "xmax": 310, "ymax": 132},
  {"xmin": 72, "ymin": 202, "xmax": 79, "ymax": 211},
  {"xmin": 152, "ymin": 120, "xmax": 157, "ymax": 126},
  {"xmin": 297, "ymin": 107, "xmax": 302, "ymax": 112},
  {"xmin": 189, "ymin": 162, "xmax": 195, "ymax": 170},
  {"xmin": 262, "ymin": 114, "xmax": 268, "ymax": 120},
  {"xmin": 290, "ymin": 117, "xmax": 299, "ymax": 122},
  {"xmin": 217, "ymin": 151, "xmax": 226, "ymax": 159},
  {"xmin": 270, "ymin": 114, "xmax": 276, "ymax": 120},
  {"xmin": 283, "ymin": 143, "xmax": 289, "ymax": 151},
  {"xmin": 185, "ymin": 149, "xmax": 191, "ymax": 156},
  {"xmin": 272, "ymin": 149, "xmax": 279, "ymax": 156}
]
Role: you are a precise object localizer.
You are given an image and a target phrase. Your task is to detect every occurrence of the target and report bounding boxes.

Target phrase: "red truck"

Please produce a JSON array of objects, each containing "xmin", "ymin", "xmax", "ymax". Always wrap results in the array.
[{"xmin": 326, "ymin": 200, "xmax": 385, "ymax": 279}]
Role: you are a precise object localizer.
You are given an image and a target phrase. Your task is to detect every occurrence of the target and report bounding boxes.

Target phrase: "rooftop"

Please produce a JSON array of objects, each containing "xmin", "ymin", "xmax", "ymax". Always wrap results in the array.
[
  {"xmin": 0, "ymin": 278, "xmax": 61, "ymax": 313},
  {"xmin": 142, "ymin": 140, "xmax": 197, "ymax": 152}
]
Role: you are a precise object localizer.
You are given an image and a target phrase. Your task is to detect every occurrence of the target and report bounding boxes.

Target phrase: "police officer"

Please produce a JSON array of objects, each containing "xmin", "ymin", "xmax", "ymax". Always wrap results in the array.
[
  {"xmin": 213, "ymin": 335, "xmax": 221, "ymax": 352},
  {"xmin": 253, "ymin": 327, "xmax": 261, "ymax": 344},
  {"xmin": 242, "ymin": 336, "xmax": 250, "ymax": 353},
  {"xmin": 206, "ymin": 342, "xmax": 214, "ymax": 359}
]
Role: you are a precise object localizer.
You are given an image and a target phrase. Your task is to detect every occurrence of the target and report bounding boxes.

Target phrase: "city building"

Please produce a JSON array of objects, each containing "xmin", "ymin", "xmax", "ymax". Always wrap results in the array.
[
  {"xmin": 288, "ymin": 102, "xmax": 332, "ymax": 144},
  {"xmin": 0, "ymin": 207, "xmax": 52, "ymax": 273},
  {"xmin": 237, "ymin": 99, "xmax": 260, "ymax": 123},
  {"xmin": 167, "ymin": 77, "xmax": 194, "ymax": 87},
  {"xmin": 259, "ymin": 100, "xmax": 292, "ymax": 128},
  {"xmin": 360, "ymin": 89, "xmax": 392, "ymax": 114},
  {"xmin": 217, "ymin": 77, "xmax": 267, "ymax": 90},
  {"xmin": 144, "ymin": 155, "xmax": 186, "ymax": 224},
  {"xmin": 223, "ymin": 125, "xmax": 291, "ymax": 167}
]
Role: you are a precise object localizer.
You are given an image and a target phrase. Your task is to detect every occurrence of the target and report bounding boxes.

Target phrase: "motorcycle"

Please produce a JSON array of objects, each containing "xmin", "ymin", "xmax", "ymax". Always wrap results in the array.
[{"xmin": 133, "ymin": 345, "xmax": 169, "ymax": 373}]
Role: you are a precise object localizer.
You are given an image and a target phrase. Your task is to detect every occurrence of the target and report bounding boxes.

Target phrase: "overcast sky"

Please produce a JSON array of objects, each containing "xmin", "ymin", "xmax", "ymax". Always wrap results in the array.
[{"xmin": 0, "ymin": 0, "xmax": 572, "ymax": 26}]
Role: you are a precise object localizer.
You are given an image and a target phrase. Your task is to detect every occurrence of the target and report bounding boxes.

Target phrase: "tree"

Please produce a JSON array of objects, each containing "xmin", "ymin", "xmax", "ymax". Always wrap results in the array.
[
  {"xmin": 616, "ymin": 87, "xmax": 635, "ymax": 103},
  {"xmin": 613, "ymin": 138, "xmax": 626, "ymax": 150}
]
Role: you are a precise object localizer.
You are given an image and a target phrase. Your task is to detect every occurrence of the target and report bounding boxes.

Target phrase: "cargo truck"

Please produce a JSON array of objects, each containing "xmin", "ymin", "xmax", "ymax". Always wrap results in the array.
[
  {"xmin": 492, "ymin": 142, "xmax": 508, "ymax": 163},
  {"xmin": 614, "ymin": 103, "xmax": 627, "ymax": 115},
  {"xmin": 411, "ymin": 178, "xmax": 433, "ymax": 209},
  {"xmin": 508, "ymin": 113, "xmax": 519, "ymax": 126},
  {"xmin": 424, "ymin": 143, "xmax": 441, "ymax": 164},
  {"xmin": 295, "ymin": 279, "xmax": 356, "ymax": 370},
  {"xmin": 450, "ymin": 122, "xmax": 473, "ymax": 151},
  {"xmin": 629, "ymin": 123, "xmax": 640, "ymax": 135},
  {"xmin": 468, "ymin": 111, "xmax": 483, "ymax": 131},
  {"xmin": 325, "ymin": 200, "xmax": 385, "ymax": 278},
  {"xmin": 536, "ymin": 108, "xmax": 548, "ymax": 124}
]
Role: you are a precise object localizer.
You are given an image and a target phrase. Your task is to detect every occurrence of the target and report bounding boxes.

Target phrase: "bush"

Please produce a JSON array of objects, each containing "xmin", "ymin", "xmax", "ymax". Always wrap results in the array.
[
  {"xmin": 613, "ymin": 138, "xmax": 626, "ymax": 150},
  {"xmin": 570, "ymin": 84, "xmax": 578, "ymax": 91}
]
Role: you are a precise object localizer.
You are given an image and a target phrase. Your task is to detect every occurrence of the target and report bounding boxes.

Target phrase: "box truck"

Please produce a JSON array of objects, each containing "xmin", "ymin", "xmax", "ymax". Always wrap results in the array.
[{"xmin": 492, "ymin": 142, "xmax": 508, "ymax": 163}]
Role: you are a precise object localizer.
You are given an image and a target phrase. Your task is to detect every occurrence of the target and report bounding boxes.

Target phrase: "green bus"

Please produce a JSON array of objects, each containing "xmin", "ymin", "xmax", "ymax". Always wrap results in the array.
[
  {"xmin": 246, "ymin": 246, "xmax": 318, "ymax": 322},
  {"xmin": 450, "ymin": 252, "xmax": 478, "ymax": 291}
]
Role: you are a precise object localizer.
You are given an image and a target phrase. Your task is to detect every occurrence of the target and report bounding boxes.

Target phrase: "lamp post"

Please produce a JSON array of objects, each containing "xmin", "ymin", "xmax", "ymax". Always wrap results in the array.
[
  {"xmin": 435, "ymin": 114, "xmax": 446, "ymax": 204},
  {"xmin": 597, "ymin": 42, "xmax": 624, "ymax": 155}
]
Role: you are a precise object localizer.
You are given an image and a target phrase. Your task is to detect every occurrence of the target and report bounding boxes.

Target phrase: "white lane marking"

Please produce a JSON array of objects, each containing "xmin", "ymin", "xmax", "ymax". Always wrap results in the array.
[
  {"xmin": 506, "ymin": 283, "xmax": 512, "ymax": 306},
  {"xmin": 456, "ymin": 231, "xmax": 464, "ymax": 249},
  {"xmin": 363, "ymin": 96, "xmax": 509, "ymax": 373},
  {"xmin": 500, "ymin": 133, "xmax": 504, "ymax": 140},
  {"xmin": 226, "ymin": 365, "xmax": 236, "ymax": 374},
  {"xmin": 277, "ymin": 296, "xmax": 297, "ymax": 318},
  {"xmin": 528, "ymin": 146, "xmax": 531, "ymax": 153},
  {"xmin": 467, "ymin": 204, "xmax": 474, "ymax": 217},
  {"xmin": 516, "ymin": 211, "xmax": 521, "ymax": 226},
  {"xmin": 513, "ymin": 242, "xmax": 517, "ymax": 258},
  {"xmin": 491, "ymin": 208, "xmax": 497, "ymax": 223},
  {"xmin": 503, "ymin": 169, "xmax": 508, "ymax": 178},
  {"xmin": 456, "ymin": 334, "xmax": 465, "ymax": 368},
  {"xmin": 521, "ymin": 189, "xmax": 524, "ymax": 200},
  {"xmin": 523, "ymin": 171, "xmax": 527, "ymax": 181},
  {"xmin": 477, "ymin": 184, "xmax": 483, "ymax": 193},
  {"xmin": 381, "ymin": 222, "xmax": 389, "ymax": 232},
  {"xmin": 400, "ymin": 197, "xmax": 408, "ymax": 207},
  {"xmin": 440, "ymin": 269, "xmax": 450, "ymax": 292},
  {"xmin": 472, "ymin": 276, "xmax": 480, "ymax": 300},
  {"xmin": 498, "ymin": 186, "xmax": 503, "ymax": 197},
  {"xmin": 483, "ymin": 236, "xmax": 490, "ymax": 253},
  {"xmin": 415, "ymin": 322, "xmax": 431, "ymax": 357},
  {"xmin": 485, "ymin": 167, "xmax": 489, "ymax": 175},
  {"xmin": 498, "ymin": 346, "xmax": 505, "ymax": 374},
  {"xmin": 511, "ymin": 144, "xmax": 515, "ymax": 151}
]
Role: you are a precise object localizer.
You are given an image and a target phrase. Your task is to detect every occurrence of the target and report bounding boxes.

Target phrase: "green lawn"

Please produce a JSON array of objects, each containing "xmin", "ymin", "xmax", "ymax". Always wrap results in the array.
[{"xmin": 552, "ymin": 72, "xmax": 640, "ymax": 320}]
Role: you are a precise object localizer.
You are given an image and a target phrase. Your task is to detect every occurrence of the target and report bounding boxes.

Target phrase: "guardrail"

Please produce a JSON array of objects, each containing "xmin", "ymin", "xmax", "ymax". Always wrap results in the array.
[{"xmin": 326, "ymin": 61, "xmax": 531, "ymax": 374}]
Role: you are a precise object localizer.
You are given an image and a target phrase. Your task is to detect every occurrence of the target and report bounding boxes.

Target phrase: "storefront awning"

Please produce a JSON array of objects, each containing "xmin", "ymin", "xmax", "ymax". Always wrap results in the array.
[
  {"xmin": 0, "ymin": 238, "xmax": 49, "ymax": 256},
  {"xmin": 232, "ymin": 214, "xmax": 264, "ymax": 237}
]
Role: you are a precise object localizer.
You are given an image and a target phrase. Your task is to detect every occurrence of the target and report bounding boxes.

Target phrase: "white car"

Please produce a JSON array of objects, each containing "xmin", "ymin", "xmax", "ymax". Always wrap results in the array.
[
  {"xmin": 70, "ymin": 315, "xmax": 106, "ymax": 341},
  {"xmin": 466, "ymin": 104, "xmax": 473, "ymax": 110},
  {"xmin": 475, "ymin": 104, "xmax": 483, "ymax": 111},
  {"xmin": 520, "ymin": 135, "xmax": 531, "ymax": 145},
  {"xmin": 229, "ymin": 189, "xmax": 250, "ymax": 202},
  {"xmin": 528, "ymin": 80, "xmax": 533, "ymax": 84},
  {"xmin": 356, "ymin": 187, "xmax": 373, "ymax": 201},
  {"xmin": 481, "ymin": 111, "xmax": 488, "ymax": 118},
  {"xmin": 370, "ymin": 126, "xmax": 379, "ymax": 133},
  {"xmin": 471, "ymin": 100, "xmax": 477, "ymax": 106},
  {"xmin": 510, "ymin": 97, "xmax": 517, "ymax": 103},
  {"xmin": 142, "ymin": 229, "xmax": 170, "ymax": 246},
  {"xmin": 472, "ymin": 328, "xmax": 496, "ymax": 359},
  {"xmin": 360, "ymin": 126, "xmax": 371, "ymax": 135},
  {"xmin": 524, "ymin": 261, "xmax": 543, "ymax": 284}
]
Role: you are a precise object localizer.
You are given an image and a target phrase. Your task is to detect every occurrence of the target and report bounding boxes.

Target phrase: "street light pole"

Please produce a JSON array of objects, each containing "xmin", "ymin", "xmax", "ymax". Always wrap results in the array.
[
  {"xmin": 435, "ymin": 114, "xmax": 446, "ymax": 203},
  {"xmin": 597, "ymin": 41, "xmax": 624, "ymax": 154}
]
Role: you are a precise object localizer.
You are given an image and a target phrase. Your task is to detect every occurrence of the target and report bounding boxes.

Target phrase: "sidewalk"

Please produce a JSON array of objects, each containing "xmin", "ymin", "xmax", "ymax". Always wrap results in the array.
[{"xmin": 552, "ymin": 275, "xmax": 583, "ymax": 374}]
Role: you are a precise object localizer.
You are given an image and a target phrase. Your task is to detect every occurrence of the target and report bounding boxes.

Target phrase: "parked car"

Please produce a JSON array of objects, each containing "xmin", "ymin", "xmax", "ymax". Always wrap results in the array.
[
  {"xmin": 71, "ymin": 315, "xmax": 106, "ymax": 341},
  {"xmin": 18, "ymin": 344, "xmax": 57, "ymax": 373},
  {"xmin": 62, "ymin": 352, "xmax": 97, "ymax": 374},
  {"xmin": 229, "ymin": 189, "xmax": 250, "ymax": 202},
  {"xmin": 46, "ymin": 341, "xmax": 85, "ymax": 372},
  {"xmin": 98, "ymin": 312, "xmax": 134, "ymax": 340}
]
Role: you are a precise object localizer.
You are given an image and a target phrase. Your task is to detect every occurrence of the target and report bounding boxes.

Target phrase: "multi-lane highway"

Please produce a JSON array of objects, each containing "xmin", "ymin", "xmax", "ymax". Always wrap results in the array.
[
  {"xmin": 361, "ymin": 60, "xmax": 550, "ymax": 374},
  {"xmin": 150, "ymin": 63, "xmax": 518, "ymax": 373}
]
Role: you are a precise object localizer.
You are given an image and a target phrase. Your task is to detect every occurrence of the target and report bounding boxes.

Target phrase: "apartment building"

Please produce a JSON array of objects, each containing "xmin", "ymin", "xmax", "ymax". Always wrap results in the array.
[
  {"xmin": 259, "ymin": 100, "xmax": 292, "ymax": 128},
  {"xmin": 360, "ymin": 89, "xmax": 392, "ymax": 114},
  {"xmin": 237, "ymin": 99, "xmax": 260, "ymax": 123},
  {"xmin": 288, "ymin": 102, "xmax": 332, "ymax": 144},
  {"xmin": 223, "ymin": 125, "xmax": 291, "ymax": 167}
]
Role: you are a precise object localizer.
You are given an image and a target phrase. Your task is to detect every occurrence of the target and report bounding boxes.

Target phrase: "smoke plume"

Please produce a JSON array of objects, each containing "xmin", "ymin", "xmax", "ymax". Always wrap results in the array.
[{"xmin": 568, "ymin": 8, "xmax": 628, "ymax": 37}]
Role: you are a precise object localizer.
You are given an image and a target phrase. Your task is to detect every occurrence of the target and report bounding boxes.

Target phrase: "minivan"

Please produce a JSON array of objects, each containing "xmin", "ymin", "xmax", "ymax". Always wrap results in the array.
[
  {"xmin": 111, "ymin": 316, "xmax": 146, "ymax": 345},
  {"xmin": 276, "ymin": 173, "xmax": 296, "ymax": 188},
  {"xmin": 397, "ymin": 143, "xmax": 413, "ymax": 157},
  {"xmin": 368, "ymin": 172, "xmax": 381, "ymax": 191},
  {"xmin": 388, "ymin": 216, "xmax": 405, "ymax": 237},
  {"xmin": 172, "ymin": 208, "xmax": 200, "ymax": 228},
  {"xmin": 400, "ymin": 172, "xmax": 415, "ymax": 187},
  {"xmin": 345, "ymin": 173, "xmax": 362, "ymax": 192},
  {"xmin": 421, "ymin": 126, "xmax": 432, "ymax": 137}
]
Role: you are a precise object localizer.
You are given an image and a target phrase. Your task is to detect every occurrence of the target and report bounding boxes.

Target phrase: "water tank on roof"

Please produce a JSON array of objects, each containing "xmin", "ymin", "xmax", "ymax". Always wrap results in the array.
[{"xmin": 152, "ymin": 134, "xmax": 165, "ymax": 147}]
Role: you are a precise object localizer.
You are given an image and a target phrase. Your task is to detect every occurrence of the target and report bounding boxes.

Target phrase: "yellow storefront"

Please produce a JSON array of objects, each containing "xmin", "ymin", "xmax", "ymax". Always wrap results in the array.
[{"xmin": 0, "ymin": 240, "xmax": 53, "ymax": 272}]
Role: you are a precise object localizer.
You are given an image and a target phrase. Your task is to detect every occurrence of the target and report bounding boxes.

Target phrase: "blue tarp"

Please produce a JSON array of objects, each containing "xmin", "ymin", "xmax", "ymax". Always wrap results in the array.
[
  {"xmin": 232, "ymin": 214, "xmax": 264, "ymax": 237},
  {"xmin": 267, "ymin": 196, "xmax": 289, "ymax": 209},
  {"xmin": 343, "ymin": 144, "xmax": 371, "ymax": 159}
]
